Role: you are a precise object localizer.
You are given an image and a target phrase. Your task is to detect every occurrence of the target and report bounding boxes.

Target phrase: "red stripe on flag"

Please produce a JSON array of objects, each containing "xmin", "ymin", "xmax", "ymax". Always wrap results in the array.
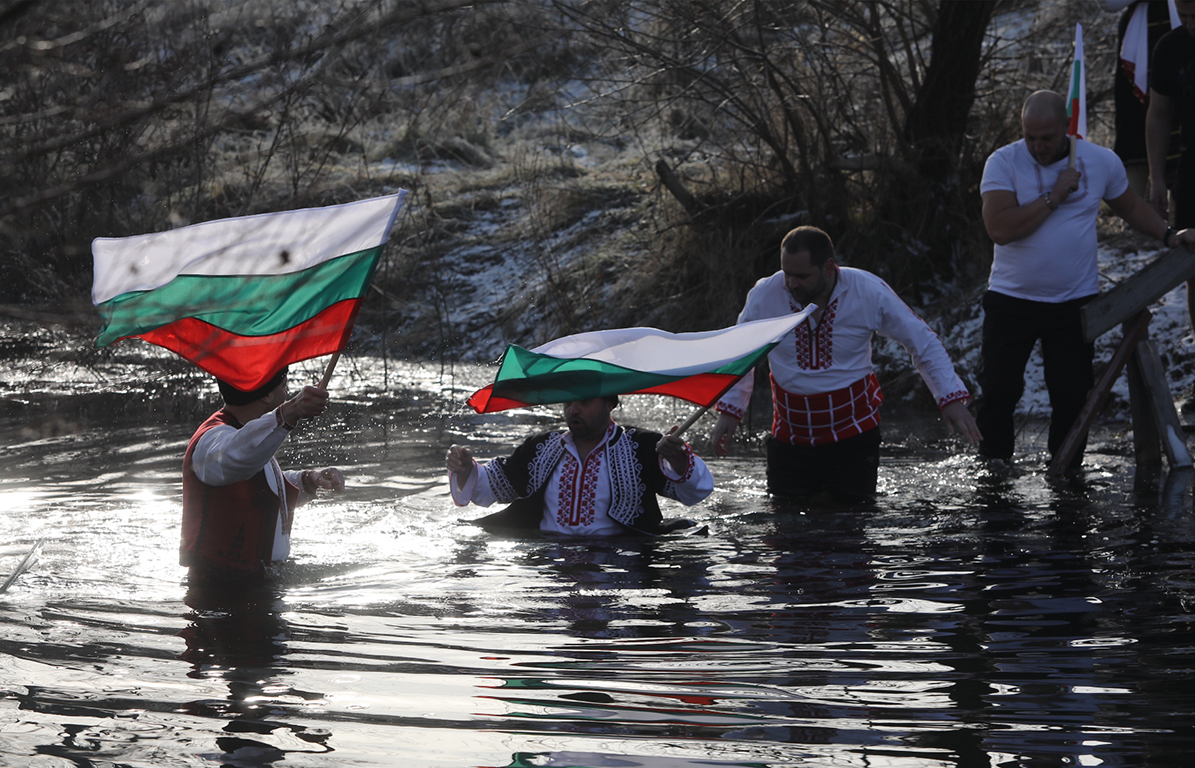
[
  {"xmin": 465, "ymin": 372, "xmax": 745, "ymax": 414},
  {"xmin": 1069, "ymin": 98, "xmax": 1080, "ymax": 136},
  {"xmin": 629, "ymin": 373, "xmax": 743, "ymax": 404},
  {"xmin": 467, "ymin": 384, "xmax": 529, "ymax": 414},
  {"xmin": 133, "ymin": 298, "xmax": 363, "ymax": 390}
]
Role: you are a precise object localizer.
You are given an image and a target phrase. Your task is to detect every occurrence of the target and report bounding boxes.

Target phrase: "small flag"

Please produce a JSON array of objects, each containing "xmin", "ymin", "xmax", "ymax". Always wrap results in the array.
[
  {"xmin": 92, "ymin": 192, "xmax": 406, "ymax": 390},
  {"xmin": 466, "ymin": 312, "xmax": 814, "ymax": 414},
  {"xmin": 1068, "ymin": 23, "xmax": 1086, "ymax": 140}
]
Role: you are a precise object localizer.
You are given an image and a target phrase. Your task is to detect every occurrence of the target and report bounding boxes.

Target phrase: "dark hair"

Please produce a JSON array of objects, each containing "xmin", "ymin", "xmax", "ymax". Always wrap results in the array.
[
  {"xmin": 780, "ymin": 226, "xmax": 835, "ymax": 267},
  {"xmin": 217, "ymin": 367, "xmax": 288, "ymax": 406},
  {"xmin": 604, "ymin": 395, "xmax": 620, "ymax": 408}
]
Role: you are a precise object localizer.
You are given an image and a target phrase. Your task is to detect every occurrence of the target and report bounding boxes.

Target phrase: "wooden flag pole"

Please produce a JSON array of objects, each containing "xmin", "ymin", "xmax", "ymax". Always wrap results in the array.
[
  {"xmin": 672, "ymin": 403, "xmax": 714, "ymax": 439},
  {"xmin": 318, "ymin": 352, "xmax": 340, "ymax": 390}
]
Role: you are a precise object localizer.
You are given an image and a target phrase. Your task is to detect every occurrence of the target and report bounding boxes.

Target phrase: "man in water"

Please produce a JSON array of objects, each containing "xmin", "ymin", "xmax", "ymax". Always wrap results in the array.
[
  {"xmin": 181, "ymin": 366, "xmax": 345, "ymax": 582},
  {"xmin": 981, "ymin": 90, "xmax": 1193, "ymax": 468},
  {"xmin": 710, "ymin": 225, "xmax": 979, "ymax": 503},
  {"xmin": 446, "ymin": 396, "xmax": 712, "ymax": 535}
]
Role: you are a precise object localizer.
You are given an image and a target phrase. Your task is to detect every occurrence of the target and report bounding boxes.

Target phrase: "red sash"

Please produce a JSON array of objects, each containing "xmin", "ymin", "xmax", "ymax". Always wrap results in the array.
[{"xmin": 770, "ymin": 372, "xmax": 883, "ymax": 446}]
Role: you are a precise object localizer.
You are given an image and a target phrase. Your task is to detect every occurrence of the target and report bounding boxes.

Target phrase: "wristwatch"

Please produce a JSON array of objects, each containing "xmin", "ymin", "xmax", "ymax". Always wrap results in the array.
[{"xmin": 1042, "ymin": 192, "xmax": 1057, "ymax": 211}]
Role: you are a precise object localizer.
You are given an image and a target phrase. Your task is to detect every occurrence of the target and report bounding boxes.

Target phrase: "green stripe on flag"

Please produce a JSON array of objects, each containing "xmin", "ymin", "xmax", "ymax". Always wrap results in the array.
[
  {"xmin": 490, "ymin": 342, "xmax": 775, "ymax": 404},
  {"xmin": 95, "ymin": 246, "xmax": 380, "ymax": 346}
]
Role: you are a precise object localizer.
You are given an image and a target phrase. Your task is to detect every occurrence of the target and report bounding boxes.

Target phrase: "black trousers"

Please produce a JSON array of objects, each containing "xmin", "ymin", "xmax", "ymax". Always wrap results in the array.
[
  {"xmin": 1173, "ymin": 151, "xmax": 1195, "ymax": 229},
  {"xmin": 975, "ymin": 290, "xmax": 1095, "ymax": 465},
  {"xmin": 766, "ymin": 427, "xmax": 881, "ymax": 504}
]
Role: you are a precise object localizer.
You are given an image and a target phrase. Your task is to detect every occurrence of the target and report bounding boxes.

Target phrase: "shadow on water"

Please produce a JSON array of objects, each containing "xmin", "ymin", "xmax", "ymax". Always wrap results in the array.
[
  {"xmin": 2, "ymin": 355, "xmax": 1195, "ymax": 766},
  {"xmin": 177, "ymin": 580, "xmax": 333, "ymax": 765}
]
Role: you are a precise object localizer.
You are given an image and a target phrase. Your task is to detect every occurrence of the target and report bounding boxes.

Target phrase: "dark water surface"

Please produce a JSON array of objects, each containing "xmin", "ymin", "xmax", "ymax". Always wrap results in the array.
[{"xmin": 2, "ymin": 351, "xmax": 1195, "ymax": 767}]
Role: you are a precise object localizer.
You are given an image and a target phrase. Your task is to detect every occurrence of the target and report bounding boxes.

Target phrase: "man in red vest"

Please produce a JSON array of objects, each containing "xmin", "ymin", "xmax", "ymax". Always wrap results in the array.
[{"xmin": 181, "ymin": 367, "xmax": 344, "ymax": 583}]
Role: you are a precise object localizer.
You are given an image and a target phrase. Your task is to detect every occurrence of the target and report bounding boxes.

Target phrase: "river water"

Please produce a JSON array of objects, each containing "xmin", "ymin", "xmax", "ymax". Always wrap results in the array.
[{"xmin": 2, "ymin": 338, "xmax": 1195, "ymax": 767}]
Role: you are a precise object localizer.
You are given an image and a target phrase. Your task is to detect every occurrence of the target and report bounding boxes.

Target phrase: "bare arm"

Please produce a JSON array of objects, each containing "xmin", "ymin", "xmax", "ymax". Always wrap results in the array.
[
  {"xmin": 1104, "ymin": 189, "xmax": 1195, "ymax": 250},
  {"xmin": 1145, "ymin": 88, "xmax": 1174, "ymax": 217},
  {"xmin": 981, "ymin": 167, "xmax": 1080, "ymax": 245},
  {"xmin": 1105, "ymin": 188, "xmax": 1168, "ymax": 240}
]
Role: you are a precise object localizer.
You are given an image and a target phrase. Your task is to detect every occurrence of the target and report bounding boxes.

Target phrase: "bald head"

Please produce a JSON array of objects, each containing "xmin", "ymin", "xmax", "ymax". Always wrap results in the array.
[
  {"xmin": 1022, "ymin": 90, "xmax": 1068, "ymax": 130},
  {"xmin": 1021, "ymin": 90, "xmax": 1069, "ymax": 166}
]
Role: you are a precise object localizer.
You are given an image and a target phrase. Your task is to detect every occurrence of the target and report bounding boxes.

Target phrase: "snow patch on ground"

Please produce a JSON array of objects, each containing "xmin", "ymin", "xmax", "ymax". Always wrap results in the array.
[{"xmin": 924, "ymin": 241, "xmax": 1195, "ymax": 419}]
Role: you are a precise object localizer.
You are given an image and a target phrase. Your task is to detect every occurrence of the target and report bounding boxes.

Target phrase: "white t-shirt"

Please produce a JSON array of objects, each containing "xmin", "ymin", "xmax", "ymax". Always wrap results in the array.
[{"xmin": 980, "ymin": 139, "xmax": 1129, "ymax": 302}]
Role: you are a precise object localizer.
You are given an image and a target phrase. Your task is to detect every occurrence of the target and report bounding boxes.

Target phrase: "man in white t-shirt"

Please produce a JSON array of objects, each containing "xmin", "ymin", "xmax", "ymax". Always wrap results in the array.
[{"xmin": 978, "ymin": 90, "xmax": 1194, "ymax": 469}]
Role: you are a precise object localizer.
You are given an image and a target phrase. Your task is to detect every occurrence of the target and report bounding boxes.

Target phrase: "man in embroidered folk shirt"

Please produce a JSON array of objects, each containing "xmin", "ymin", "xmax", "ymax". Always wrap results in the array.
[
  {"xmin": 181, "ymin": 367, "xmax": 345, "ymax": 581},
  {"xmin": 446, "ymin": 397, "xmax": 713, "ymax": 535},
  {"xmin": 710, "ymin": 226, "xmax": 980, "ymax": 502}
]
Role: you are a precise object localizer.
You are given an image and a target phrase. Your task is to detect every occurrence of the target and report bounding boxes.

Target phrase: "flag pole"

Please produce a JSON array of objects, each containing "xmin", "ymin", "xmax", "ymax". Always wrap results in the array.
[
  {"xmin": 318, "ymin": 352, "xmax": 340, "ymax": 390},
  {"xmin": 673, "ymin": 403, "xmax": 713, "ymax": 439},
  {"xmin": 1068, "ymin": 23, "xmax": 1085, "ymax": 169}
]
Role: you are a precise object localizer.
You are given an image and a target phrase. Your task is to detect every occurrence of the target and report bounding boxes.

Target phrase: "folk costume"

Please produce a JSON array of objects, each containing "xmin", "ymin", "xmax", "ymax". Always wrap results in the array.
[
  {"xmin": 450, "ymin": 421, "xmax": 713, "ymax": 535},
  {"xmin": 716, "ymin": 265, "xmax": 971, "ymax": 500},
  {"xmin": 181, "ymin": 407, "xmax": 304, "ymax": 579}
]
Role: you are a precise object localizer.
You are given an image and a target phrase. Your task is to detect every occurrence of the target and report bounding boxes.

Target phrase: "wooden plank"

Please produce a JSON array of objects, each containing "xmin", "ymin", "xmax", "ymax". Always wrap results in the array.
[
  {"xmin": 1048, "ymin": 311, "xmax": 1151, "ymax": 475},
  {"xmin": 1133, "ymin": 338, "xmax": 1193, "ymax": 468},
  {"xmin": 1081, "ymin": 246, "xmax": 1195, "ymax": 342}
]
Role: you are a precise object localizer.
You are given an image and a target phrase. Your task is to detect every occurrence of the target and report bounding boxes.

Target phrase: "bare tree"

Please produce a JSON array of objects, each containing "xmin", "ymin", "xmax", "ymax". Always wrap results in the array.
[
  {"xmin": 0, "ymin": 0, "xmax": 528, "ymax": 305},
  {"xmin": 545, "ymin": 0, "xmax": 1076, "ymax": 306}
]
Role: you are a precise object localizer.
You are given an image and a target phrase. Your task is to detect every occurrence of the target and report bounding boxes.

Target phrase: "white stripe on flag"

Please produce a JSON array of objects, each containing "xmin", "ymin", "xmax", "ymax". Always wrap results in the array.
[
  {"xmin": 92, "ymin": 193, "xmax": 405, "ymax": 305},
  {"xmin": 530, "ymin": 310, "xmax": 815, "ymax": 377}
]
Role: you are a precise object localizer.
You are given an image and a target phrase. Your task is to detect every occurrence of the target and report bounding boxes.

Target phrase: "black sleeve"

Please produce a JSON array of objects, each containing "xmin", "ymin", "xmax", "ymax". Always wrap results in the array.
[
  {"xmin": 487, "ymin": 433, "xmax": 551, "ymax": 501},
  {"xmin": 1151, "ymin": 29, "xmax": 1183, "ymax": 97}
]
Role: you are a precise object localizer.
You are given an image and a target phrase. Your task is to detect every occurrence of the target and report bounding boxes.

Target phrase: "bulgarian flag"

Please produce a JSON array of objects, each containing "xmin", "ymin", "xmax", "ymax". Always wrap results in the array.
[
  {"xmin": 466, "ymin": 311, "xmax": 813, "ymax": 414},
  {"xmin": 92, "ymin": 192, "xmax": 406, "ymax": 391},
  {"xmin": 1068, "ymin": 23, "xmax": 1086, "ymax": 147}
]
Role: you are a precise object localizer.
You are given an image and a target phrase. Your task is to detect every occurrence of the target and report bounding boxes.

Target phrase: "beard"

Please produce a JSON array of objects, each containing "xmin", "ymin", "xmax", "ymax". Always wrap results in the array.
[
  {"xmin": 567, "ymin": 415, "xmax": 604, "ymax": 442},
  {"xmin": 789, "ymin": 274, "xmax": 828, "ymax": 306}
]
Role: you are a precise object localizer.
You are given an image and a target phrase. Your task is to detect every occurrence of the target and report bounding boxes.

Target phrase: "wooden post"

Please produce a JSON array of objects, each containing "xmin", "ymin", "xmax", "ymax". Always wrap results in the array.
[
  {"xmin": 1133, "ymin": 336, "xmax": 1193, "ymax": 468},
  {"xmin": 1062, "ymin": 245, "xmax": 1195, "ymax": 470},
  {"xmin": 1125, "ymin": 349, "xmax": 1162, "ymax": 467},
  {"xmin": 1048, "ymin": 312, "xmax": 1150, "ymax": 475}
]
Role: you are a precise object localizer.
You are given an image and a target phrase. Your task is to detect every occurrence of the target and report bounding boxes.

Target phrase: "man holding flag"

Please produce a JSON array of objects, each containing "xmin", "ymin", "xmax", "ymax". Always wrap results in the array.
[
  {"xmin": 91, "ymin": 192, "xmax": 406, "ymax": 580},
  {"xmin": 183, "ymin": 367, "xmax": 345, "ymax": 583},
  {"xmin": 446, "ymin": 397, "xmax": 713, "ymax": 536},
  {"xmin": 978, "ymin": 90, "xmax": 1192, "ymax": 469},
  {"xmin": 711, "ymin": 226, "xmax": 980, "ymax": 503}
]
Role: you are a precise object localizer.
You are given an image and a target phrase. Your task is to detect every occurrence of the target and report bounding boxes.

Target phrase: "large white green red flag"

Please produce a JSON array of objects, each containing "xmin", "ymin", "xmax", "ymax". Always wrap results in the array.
[
  {"xmin": 92, "ymin": 192, "xmax": 406, "ymax": 390},
  {"xmin": 1068, "ymin": 23, "xmax": 1086, "ymax": 141},
  {"xmin": 466, "ymin": 311, "xmax": 813, "ymax": 414}
]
